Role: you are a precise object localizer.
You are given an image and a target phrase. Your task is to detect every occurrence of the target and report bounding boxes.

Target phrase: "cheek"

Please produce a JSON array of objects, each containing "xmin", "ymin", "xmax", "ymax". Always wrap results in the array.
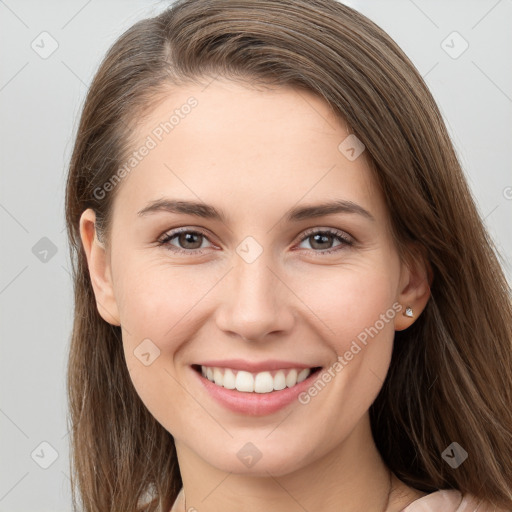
[
  {"xmin": 115, "ymin": 258, "xmax": 218, "ymax": 343},
  {"xmin": 115, "ymin": 260, "xmax": 226, "ymax": 421},
  {"xmin": 114, "ymin": 262, "xmax": 201, "ymax": 429},
  {"xmin": 292, "ymin": 263, "xmax": 398, "ymax": 409},
  {"xmin": 292, "ymin": 261, "xmax": 398, "ymax": 344}
]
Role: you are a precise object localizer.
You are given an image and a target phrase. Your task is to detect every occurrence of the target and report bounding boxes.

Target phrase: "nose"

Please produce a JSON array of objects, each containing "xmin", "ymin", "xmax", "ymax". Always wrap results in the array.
[{"xmin": 215, "ymin": 253, "xmax": 295, "ymax": 342}]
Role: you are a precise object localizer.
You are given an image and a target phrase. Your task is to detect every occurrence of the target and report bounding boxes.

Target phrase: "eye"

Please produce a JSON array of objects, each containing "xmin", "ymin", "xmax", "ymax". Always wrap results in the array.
[
  {"xmin": 157, "ymin": 226, "xmax": 354, "ymax": 256},
  {"xmin": 157, "ymin": 227, "xmax": 214, "ymax": 255},
  {"xmin": 296, "ymin": 228, "xmax": 354, "ymax": 255}
]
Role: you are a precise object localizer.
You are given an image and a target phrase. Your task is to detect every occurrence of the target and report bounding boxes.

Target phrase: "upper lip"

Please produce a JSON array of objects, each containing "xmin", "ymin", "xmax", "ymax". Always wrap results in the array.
[{"xmin": 194, "ymin": 359, "xmax": 321, "ymax": 373}]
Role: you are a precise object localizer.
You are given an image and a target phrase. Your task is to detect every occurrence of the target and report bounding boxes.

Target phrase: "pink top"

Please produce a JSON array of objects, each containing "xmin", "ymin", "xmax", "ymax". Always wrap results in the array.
[
  {"xmin": 401, "ymin": 489, "xmax": 507, "ymax": 511},
  {"xmin": 170, "ymin": 488, "xmax": 509, "ymax": 511}
]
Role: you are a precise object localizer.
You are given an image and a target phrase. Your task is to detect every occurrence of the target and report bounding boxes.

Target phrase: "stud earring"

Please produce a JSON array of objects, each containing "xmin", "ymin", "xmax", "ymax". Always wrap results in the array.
[{"xmin": 404, "ymin": 306, "xmax": 414, "ymax": 318}]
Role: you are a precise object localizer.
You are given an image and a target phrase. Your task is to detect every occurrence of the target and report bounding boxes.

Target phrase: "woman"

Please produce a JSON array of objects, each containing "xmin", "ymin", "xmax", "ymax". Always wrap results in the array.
[{"xmin": 64, "ymin": 0, "xmax": 512, "ymax": 510}]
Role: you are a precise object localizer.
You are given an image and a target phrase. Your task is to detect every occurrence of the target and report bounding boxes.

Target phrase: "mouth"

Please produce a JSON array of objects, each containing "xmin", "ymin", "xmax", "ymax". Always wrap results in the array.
[{"xmin": 192, "ymin": 364, "xmax": 323, "ymax": 394}]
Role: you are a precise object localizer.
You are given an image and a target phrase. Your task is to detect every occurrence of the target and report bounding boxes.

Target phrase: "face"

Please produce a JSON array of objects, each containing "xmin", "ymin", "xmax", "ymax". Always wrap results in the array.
[{"xmin": 81, "ymin": 78, "xmax": 424, "ymax": 477}]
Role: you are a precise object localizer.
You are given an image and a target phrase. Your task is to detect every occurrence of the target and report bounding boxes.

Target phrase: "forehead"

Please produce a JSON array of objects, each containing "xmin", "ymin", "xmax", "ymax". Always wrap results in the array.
[{"xmin": 111, "ymin": 79, "xmax": 385, "ymax": 225}]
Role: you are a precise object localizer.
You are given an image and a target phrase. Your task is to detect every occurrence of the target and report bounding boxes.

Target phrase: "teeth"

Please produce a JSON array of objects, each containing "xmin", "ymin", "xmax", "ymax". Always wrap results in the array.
[
  {"xmin": 297, "ymin": 368, "xmax": 310, "ymax": 383},
  {"xmin": 235, "ymin": 370, "xmax": 254, "ymax": 392},
  {"xmin": 213, "ymin": 368, "xmax": 224, "ymax": 386},
  {"xmin": 254, "ymin": 372, "xmax": 273, "ymax": 393},
  {"xmin": 286, "ymin": 369, "xmax": 297, "ymax": 388},
  {"xmin": 200, "ymin": 365, "xmax": 314, "ymax": 393},
  {"xmin": 223, "ymin": 368, "xmax": 236, "ymax": 389},
  {"xmin": 273, "ymin": 370, "xmax": 286, "ymax": 390}
]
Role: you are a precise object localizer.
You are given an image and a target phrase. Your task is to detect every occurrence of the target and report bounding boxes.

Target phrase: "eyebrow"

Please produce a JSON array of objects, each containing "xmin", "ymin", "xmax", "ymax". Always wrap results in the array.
[{"xmin": 137, "ymin": 198, "xmax": 375, "ymax": 223}]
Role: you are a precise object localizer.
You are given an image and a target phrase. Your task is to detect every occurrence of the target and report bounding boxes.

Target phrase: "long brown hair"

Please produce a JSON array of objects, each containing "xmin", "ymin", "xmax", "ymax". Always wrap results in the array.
[{"xmin": 64, "ymin": 0, "xmax": 512, "ymax": 510}]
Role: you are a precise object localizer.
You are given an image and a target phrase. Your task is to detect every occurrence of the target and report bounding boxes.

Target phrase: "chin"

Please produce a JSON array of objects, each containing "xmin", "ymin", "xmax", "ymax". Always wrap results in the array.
[{"xmin": 189, "ymin": 435, "xmax": 321, "ymax": 477}]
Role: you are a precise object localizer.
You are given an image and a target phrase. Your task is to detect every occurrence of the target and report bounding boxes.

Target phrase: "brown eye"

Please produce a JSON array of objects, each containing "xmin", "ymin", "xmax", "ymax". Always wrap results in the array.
[
  {"xmin": 297, "ymin": 228, "xmax": 354, "ymax": 255},
  {"xmin": 174, "ymin": 232, "xmax": 204, "ymax": 250},
  {"xmin": 158, "ymin": 228, "xmax": 212, "ymax": 255}
]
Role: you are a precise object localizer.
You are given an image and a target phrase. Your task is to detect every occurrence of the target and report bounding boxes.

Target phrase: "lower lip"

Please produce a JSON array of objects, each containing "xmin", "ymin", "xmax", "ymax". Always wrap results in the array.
[{"xmin": 191, "ymin": 366, "xmax": 322, "ymax": 416}]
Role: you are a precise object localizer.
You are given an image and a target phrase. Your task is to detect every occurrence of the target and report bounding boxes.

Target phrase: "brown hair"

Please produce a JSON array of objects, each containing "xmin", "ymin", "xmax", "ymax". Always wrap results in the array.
[{"xmin": 64, "ymin": 0, "xmax": 512, "ymax": 510}]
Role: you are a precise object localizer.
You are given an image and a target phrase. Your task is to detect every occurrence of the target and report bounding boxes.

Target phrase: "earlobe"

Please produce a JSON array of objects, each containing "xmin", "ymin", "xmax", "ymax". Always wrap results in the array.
[
  {"xmin": 394, "ymin": 245, "xmax": 432, "ymax": 331},
  {"xmin": 79, "ymin": 208, "xmax": 121, "ymax": 326}
]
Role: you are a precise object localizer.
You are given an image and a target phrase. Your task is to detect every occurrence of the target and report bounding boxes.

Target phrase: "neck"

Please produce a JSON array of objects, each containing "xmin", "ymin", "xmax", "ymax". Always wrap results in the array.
[{"xmin": 174, "ymin": 414, "xmax": 403, "ymax": 512}]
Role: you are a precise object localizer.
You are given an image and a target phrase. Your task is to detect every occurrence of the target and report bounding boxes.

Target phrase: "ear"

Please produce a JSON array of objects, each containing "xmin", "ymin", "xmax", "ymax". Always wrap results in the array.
[
  {"xmin": 79, "ymin": 208, "xmax": 121, "ymax": 326},
  {"xmin": 394, "ymin": 243, "xmax": 432, "ymax": 331}
]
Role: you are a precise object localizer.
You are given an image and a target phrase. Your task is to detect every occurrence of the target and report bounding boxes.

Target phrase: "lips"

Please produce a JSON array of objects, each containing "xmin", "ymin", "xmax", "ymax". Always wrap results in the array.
[{"xmin": 190, "ymin": 361, "xmax": 323, "ymax": 415}]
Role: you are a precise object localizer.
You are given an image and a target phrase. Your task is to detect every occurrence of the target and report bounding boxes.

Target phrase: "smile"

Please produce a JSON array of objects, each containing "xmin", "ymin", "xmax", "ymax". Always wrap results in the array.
[{"xmin": 197, "ymin": 365, "xmax": 322, "ymax": 393}]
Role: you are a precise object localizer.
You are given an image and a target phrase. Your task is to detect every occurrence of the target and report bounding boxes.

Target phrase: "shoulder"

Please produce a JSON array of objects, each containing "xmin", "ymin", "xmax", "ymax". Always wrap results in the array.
[
  {"xmin": 402, "ymin": 489, "xmax": 511, "ymax": 512},
  {"xmin": 463, "ymin": 493, "xmax": 511, "ymax": 512},
  {"xmin": 461, "ymin": 492, "xmax": 511, "ymax": 512}
]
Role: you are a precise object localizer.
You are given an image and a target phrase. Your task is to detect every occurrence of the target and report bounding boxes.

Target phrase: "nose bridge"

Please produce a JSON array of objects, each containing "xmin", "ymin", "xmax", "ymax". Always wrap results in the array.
[
  {"xmin": 235, "ymin": 250, "xmax": 275, "ymax": 306},
  {"xmin": 216, "ymin": 243, "xmax": 293, "ymax": 341}
]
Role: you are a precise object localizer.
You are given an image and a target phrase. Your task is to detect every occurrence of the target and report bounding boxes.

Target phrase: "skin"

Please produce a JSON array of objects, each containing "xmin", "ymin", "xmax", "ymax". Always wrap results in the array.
[{"xmin": 80, "ymin": 78, "xmax": 431, "ymax": 512}]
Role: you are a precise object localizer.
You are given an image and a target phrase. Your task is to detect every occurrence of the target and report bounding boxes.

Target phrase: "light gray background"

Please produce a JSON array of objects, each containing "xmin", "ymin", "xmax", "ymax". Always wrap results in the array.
[{"xmin": 1, "ymin": 1, "xmax": 510, "ymax": 510}]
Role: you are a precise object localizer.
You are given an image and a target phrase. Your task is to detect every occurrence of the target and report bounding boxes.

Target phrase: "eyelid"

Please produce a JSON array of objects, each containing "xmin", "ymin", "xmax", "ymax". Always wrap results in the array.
[
  {"xmin": 157, "ymin": 225, "xmax": 212, "ymax": 241},
  {"xmin": 298, "ymin": 226, "xmax": 355, "ymax": 245}
]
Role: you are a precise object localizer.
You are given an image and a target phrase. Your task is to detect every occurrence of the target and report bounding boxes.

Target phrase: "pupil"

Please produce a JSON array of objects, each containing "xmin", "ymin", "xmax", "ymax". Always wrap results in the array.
[
  {"xmin": 181, "ymin": 232, "xmax": 201, "ymax": 249},
  {"xmin": 312, "ymin": 233, "xmax": 331, "ymax": 249}
]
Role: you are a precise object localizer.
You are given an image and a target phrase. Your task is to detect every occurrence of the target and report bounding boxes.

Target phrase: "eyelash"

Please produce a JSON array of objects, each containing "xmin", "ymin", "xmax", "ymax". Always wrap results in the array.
[{"xmin": 156, "ymin": 227, "xmax": 354, "ymax": 256}]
